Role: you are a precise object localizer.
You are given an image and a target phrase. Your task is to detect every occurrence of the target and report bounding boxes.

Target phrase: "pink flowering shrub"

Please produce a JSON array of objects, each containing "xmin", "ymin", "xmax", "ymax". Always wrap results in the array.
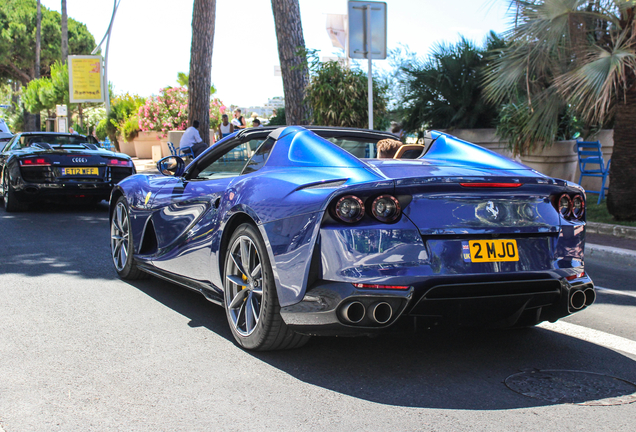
[
  {"xmin": 139, "ymin": 87, "xmax": 226, "ymax": 136},
  {"xmin": 209, "ymin": 98, "xmax": 226, "ymax": 130},
  {"xmin": 139, "ymin": 87, "xmax": 189, "ymax": 136}
]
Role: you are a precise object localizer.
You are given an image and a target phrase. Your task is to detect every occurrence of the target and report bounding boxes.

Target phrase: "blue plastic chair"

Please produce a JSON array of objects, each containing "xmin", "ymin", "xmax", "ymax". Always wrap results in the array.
[
  {"xmin": 576, "ymin": 140, "xmax": 611, "ymax": 204},
  {"xmin": 166, "ymin": 141, "xmax": 183, "ymax": 157}
]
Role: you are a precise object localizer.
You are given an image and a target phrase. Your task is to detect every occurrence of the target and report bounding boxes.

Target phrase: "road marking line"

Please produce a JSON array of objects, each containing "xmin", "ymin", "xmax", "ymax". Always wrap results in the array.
[
  {"xmin": 595, "ymin": 286, "xmax": 636, "ymax": 299},
  {"xmin": 539, "ymin": 321, "xmax": 636, "ymax": 357}
]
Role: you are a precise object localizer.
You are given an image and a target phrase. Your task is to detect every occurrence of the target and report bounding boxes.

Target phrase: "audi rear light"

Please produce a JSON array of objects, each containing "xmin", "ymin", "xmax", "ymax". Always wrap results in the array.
[
  {"xmin": 20, "ymin": 157, "xmax": 51, "ymax": 166},
  {"xmin": 371, "ymin": 195, "xmax": 401, "ymax": 223},
  {"xmin": 572, "ymin": 194, "xmax": 585, "ymax": 219},
  {"xmin": 334, "ymin": 195, "xmax": 365, "ymax": 223},
  {"xmin": 108, "ymin": 158, "xmax": 132, "ymax": 167},
  {"xmin": 558, "ymin": 194, "xmax": 573, "ymax": 218}
]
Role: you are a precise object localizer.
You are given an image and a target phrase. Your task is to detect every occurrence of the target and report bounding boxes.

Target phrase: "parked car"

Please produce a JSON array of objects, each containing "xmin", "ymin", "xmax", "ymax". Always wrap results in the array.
[
  {"xmin": 109, "ymin": 126, "xmax": 594, "ymax": 350},
  {"xmin": 1, "ymin": 132, "xmax": 136, "ymax": 211}
]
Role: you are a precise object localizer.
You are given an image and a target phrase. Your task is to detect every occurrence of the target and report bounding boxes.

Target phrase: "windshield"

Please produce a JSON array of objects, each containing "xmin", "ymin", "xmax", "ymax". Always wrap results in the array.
[
  {"xmin": 324, "ymin": 137, "xmax": 379, "ymax": 158},
  {"xmin": 21, "ymin": 134, "xmax": 89, "ymax": 147}
]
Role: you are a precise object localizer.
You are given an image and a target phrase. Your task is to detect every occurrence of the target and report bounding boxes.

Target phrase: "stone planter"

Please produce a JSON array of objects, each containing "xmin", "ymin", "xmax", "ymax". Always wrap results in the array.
[
  {"xmin": 519, "ymin": 140, "xmax": 579, "ymax": 182},
  {"xmin": 118, "ymin": 140, "xmax": 136, "ymax": 157},
  {"xmin": 133, "ymin": 131, "xmax": 162, "ymax": 159},
  {"xmin": 445, "ymin": 128, "xmax": 514, "ymax": 159}
]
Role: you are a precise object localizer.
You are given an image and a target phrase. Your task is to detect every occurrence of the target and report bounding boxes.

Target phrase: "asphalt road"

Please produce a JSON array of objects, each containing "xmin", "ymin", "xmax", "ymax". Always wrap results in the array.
[{"xmin": 1, "ymin": 202, "xmax": 635, "ymax": 432}]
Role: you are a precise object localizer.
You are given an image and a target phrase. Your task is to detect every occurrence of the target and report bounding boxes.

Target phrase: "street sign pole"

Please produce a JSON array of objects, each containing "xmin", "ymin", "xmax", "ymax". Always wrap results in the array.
[
  {"xmin": 366, "ymin": 5, "xmax": 373, "ymax": 130},
  {"xmin": 348, "ymin": 1, "xmax": 386, "ymax": 131},
  {"xmin": 91, "ymin": 0, "xmax": 121, "ymax": 115}
]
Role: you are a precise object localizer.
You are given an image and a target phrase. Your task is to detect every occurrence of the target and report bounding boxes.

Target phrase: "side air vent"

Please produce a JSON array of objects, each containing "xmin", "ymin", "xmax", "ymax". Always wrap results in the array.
[
  {"xmin": 139, "ymin": 220, "xmax": 158, "ymax": 255},
  {"xmin": 296, "ymin": 179, "xmax": 347, "ymax": 191}
]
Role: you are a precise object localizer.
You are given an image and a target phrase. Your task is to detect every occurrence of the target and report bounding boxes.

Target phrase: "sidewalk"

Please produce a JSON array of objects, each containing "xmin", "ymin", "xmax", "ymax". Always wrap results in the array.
[{"xmin": 132, "ymin": 158, "xmax": 157, "ymax": 174}]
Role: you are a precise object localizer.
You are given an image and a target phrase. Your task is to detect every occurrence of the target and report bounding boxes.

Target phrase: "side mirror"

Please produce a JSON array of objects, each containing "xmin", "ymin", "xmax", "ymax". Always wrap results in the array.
[{"xmin": 157, "ymin": 156, "xmax": 185, "ymax": 177}]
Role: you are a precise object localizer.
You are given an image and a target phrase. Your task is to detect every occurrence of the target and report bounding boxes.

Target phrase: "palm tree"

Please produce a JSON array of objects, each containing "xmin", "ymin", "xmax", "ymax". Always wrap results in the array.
[
  {"xmin": 188, "ymin": 0, "xmax": 216, "ymax": 145},
  {"xmin": 271, "ymin": 0, "xmax": 309, "ymax": 125},
  {"xmin": 401, "ymin": 34, "xmax": 505, "ymax": 133},
  {"xmin": 484, "ymin": 0, "xmax": 636, "ymax": 221}
]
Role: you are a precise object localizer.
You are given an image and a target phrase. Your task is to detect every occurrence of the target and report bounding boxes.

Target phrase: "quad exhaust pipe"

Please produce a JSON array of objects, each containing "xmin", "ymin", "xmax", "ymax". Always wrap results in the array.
[
  {"xmin": 370, "ymin": 302, "xmax": 393, "ymax": 324},
  {"xmin": 341, "ymin": 301, "xmax": 365, "ymax": 324},
  {"xmin": 341, "ymin": 301, "xmax": 394, "ymax": 325},
  {"xmin": 569, "ymin": 288, "xmax": 596, "ymax": 311}
]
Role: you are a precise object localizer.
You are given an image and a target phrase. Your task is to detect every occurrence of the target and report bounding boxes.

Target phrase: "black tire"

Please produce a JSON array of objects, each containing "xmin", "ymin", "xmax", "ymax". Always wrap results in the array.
[
  {"xmin": 110, "ymin": 196, "xmax": 148, "ymax": 280},
  {"xmin": 223, "ymin": 223, "xmax": 309, "ymax": 351},
  {"xmin": 2, "ymin": 169, "xmax": 25, "ymax": 212}
]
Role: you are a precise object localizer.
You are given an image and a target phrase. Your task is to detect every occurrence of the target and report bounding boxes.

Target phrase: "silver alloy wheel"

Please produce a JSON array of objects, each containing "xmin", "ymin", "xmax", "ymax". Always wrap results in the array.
[
  {"xmin": 111, "ymin": 201, "xmax": 130, "ymax": 272},
  {"xmin": 225, "ymin": 235, "xmax": 263, "ymax": 336}
]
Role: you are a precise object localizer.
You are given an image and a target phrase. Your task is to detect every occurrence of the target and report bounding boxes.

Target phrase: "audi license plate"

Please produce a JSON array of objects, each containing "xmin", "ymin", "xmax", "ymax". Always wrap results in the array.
[
  {"xmin": 63, "ymin": 167, "xmax": 99, "ymax": 176},
  {"xmin": 463, "ymin": 239, "xmax": 519, "ymax": 263}
]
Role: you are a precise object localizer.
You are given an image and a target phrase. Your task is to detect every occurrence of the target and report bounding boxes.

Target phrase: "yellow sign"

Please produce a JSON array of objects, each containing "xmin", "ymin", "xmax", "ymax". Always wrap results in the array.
[{"xmin": 68, "ymin": 55, "xmax": 104, "ymax": 103}]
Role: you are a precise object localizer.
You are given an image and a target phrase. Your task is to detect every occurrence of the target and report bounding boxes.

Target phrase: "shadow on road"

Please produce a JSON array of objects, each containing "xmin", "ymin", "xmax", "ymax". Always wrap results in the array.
[
  {"xmin": 125, "ymin": 275, "xmax": 636, "ymax": 411},
  {"xmin": 0, "ymin": 202, "xmax": 117, "ymax": 281}
]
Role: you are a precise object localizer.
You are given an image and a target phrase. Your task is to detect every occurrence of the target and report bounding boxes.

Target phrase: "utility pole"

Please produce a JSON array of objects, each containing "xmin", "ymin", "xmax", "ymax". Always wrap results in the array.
[{"xmin": 61, "ymin": 0, "xmax": 68, "ymax": 64}]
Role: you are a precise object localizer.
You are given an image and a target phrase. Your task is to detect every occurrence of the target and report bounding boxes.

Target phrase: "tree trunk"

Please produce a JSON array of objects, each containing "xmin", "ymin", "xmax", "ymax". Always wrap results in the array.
[
  {"xmin": 271, "ymin": 0, "xmax": 309, "ymax": 125},
  {"xmin": 607, "ymin": 82, "xmax": 636, "ymax": 221},
  {"xmin": 78, "ymin": 103, "xmax": 84, "ymax": 129},
  {"xmin": 35, "ymin": 1, "xmax": 41, "ymax": 78},
  {"xmin": 61, "ymin": 0, "xmax": 68, "ymax": 64},
  {"xmin": 188, "ymin": 0, "xmax": 216, "ymax": 145},
  {"xmin": 35, "ymin": 0, "xmax": 42, "ymax": 131}
]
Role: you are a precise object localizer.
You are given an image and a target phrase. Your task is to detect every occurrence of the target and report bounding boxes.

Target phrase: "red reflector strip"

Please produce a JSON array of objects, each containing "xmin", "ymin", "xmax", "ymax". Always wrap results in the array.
[
  {"xmin": 460, "ymin": 183, "xmax": 523, "ymax": 188},
  {"xmin": 352, "ymin": 283, "xmax": 410, "ymax": 290},
  {"xmin": 566, "ymin": 271, "xmax": 586, "ymax": 281}
]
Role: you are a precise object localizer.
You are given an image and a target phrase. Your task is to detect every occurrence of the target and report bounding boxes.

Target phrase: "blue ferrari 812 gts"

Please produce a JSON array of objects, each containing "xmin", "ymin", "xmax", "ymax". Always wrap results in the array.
[{"xmin": 109, "ymin": 126, "xmax": 594, "ymax": 350}]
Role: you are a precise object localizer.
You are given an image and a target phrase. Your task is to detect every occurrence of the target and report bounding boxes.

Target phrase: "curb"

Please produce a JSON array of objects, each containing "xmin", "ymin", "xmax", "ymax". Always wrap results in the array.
[
  {"xmin": 586, "ymin": 243, "xmax": 636, "ymax": 267},
  {"xmin": 587, "ymin": 221, "xmax": 636, "ymax": 240}
]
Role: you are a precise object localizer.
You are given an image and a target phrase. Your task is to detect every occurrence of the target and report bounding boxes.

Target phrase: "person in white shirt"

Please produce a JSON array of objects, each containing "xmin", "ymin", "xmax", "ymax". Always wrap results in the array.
[
  {"xmin": 218, "ymin": 114, "xmax": 234, "ymax": 138},
  {"xmin": 180, "ymin": 120, "xmax": 207, "ymax": 157}
]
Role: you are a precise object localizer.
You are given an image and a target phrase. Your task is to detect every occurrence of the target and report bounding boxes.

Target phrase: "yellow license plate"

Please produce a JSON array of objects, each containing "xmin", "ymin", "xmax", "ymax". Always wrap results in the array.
[
  {"xmin": 467, "ymin": 239, "xmax": 519, "ymax": 262},
  {"xmin": 63, "ymin": 167, "xmax": 99, "ymax": 176}
]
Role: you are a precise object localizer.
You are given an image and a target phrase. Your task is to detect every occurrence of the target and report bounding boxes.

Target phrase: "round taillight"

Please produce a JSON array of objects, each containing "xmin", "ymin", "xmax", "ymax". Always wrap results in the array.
[
  {"xmin": 558, "ymin": 194, "xmax": 573, "ymax": 218},
  {"xmin": 335, "ymin": 195, "xmax": 365, "ymax": 223},
  {"xmin": 572, "ymin": 194, "xmax": 585, "ymax": 219},
  {"xmin": 371, "ymin": 195, "xmax": 401, "ymax": 223}
]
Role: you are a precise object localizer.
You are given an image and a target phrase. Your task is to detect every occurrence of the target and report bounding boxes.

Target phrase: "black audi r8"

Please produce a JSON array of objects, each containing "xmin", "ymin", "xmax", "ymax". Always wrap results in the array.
[{"xmin": 1, "ymin": 132, "xmax": 136, "ymax": 211}]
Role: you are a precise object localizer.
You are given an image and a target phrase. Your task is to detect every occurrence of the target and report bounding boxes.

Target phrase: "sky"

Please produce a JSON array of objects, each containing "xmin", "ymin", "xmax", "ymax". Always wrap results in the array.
[{"xmin": 40, "ymin": 0, "xmax": 513, "ymax": 108}]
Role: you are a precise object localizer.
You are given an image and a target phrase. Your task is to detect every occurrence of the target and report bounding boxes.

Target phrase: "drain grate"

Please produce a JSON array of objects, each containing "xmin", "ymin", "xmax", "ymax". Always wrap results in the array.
[{"xmin": 505, "ymin": 369, "xmax": 636, "ymax": 406}]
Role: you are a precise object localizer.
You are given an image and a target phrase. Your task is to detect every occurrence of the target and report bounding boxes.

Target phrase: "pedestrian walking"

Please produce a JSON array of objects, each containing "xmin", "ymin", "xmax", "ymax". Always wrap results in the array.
[
  {"xmin": 252, "ymin": 119, "xmax": 263, "ymax": 127},
  {"xmin": 233, "ymin": 109, "xmax": 247, "ymax": 130}
]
